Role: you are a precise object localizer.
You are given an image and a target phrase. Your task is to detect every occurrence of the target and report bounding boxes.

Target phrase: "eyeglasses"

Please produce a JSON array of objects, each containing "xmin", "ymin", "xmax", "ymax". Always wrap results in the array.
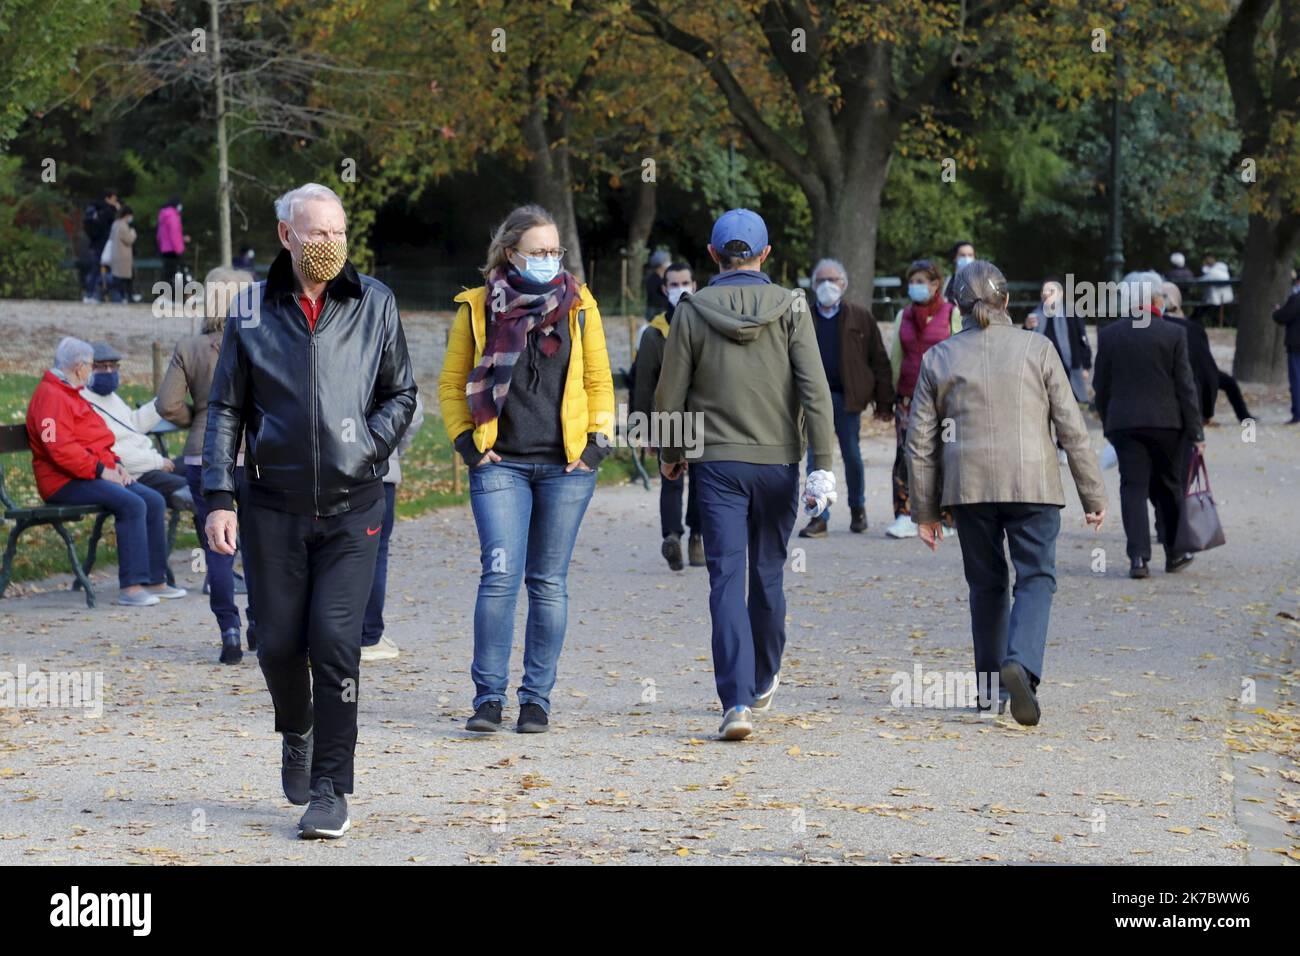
[{"xmin": 516, "ymin": 247, "xmax": 566, "ymax": 260}]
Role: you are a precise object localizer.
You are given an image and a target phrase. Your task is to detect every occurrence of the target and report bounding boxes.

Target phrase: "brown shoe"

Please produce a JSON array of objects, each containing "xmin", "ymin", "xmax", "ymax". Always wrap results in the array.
[{"xmin": 799, "ymin": 516, "xmax": 828, "ymax": 538}]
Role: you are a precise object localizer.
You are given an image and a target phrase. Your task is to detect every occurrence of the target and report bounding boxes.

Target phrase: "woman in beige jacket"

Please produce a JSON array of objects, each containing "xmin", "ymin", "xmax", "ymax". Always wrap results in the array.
[
  {"xmin": 108, "ymin": 206, "xmax": 137, "ymax": 303},
  {"xmin": 905, "ymin": 261, "xmax": 1107, "ymax": 726}
]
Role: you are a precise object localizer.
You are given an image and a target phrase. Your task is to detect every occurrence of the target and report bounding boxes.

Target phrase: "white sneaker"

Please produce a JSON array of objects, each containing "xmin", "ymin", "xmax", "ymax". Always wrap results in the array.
[
  {"xmin": 117, "ymin": 590, "xmax": 160, "ymax": 606},
  {"xmin": 718, "ymin": 706, "xmax": 753, "ymax": 741},
  {"xmin": 147, "ymin": 584, "xmax": 188, "ymax": 600},
  {"xmin": 753, "ymin": 672, "xmax": 780, "ymax": 712},
  {"xmin": 361, "ymin": 636, "xmax": 400, "ymax": 662},
  {"xmin": 885, "ymin": 515, "xmax": 918, "ymax": 538}
]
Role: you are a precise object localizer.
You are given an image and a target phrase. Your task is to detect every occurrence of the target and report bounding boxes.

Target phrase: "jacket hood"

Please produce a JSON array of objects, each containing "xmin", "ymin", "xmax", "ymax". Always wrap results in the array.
[{"xmin": 683, "ymin": 283, "xmax": 797, "ymax": 343}]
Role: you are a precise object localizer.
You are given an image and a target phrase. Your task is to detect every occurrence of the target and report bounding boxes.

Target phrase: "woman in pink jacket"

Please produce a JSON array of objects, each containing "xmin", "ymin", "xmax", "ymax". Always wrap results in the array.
[{"xmin": 156, "ymin": 198, "xmax": 188, "ymax": 288}]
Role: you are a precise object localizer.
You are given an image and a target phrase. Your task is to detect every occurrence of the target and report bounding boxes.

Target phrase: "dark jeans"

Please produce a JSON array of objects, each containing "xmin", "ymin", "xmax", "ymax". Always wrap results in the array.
[
  {"xmin": 47, "ymin": 478, "xmax": 167, "ymax": 588},
  {"xmin": 805, "ymin": 389, "xmax": 864, "ymax": 523},
  {"xmin": 1216, "ymin": 371, "xmax": 1251, "ymax": 422},
  {"xmin": 136, "ymin": 467, "xmax": 187, "ymax": 500},
  {"xmin": 1109, "ymin": 427, "xmax": 1185, "ymax": 563},
  {"xmin": 950, "ymin": 503, "xmax": 1060, "ymax": 691},
  {"xmin": 468, "ymin": 461, "xmax": 597, "ymax": 712},
  {"xmin": 161, "ymin": 252, "xmax": 183, "ymax": 288},
  {"xmin": 1289, "ymin": 349, "xmax": 1300, "ymax": 421},
  {"xmin": 362, "ymin": 482, "xmax": 397, "ymax": 645},
  {"xmin": 659, "ymin": 466, "xmax": 699, "ymax": 538},
  {"xmin": 185, "ymin": 464, "xmax": 252, "ymax": 633},
  {"xmin": 694, "ymin": 460, "xmax": 799, "ymax": 711},
  {"xmin": 241, "ymin": 495, "xmax": 385, "ymax": 794},
  {"xmin": 110, "ymin": 276, "xmax": 133, "ymax": 303}
]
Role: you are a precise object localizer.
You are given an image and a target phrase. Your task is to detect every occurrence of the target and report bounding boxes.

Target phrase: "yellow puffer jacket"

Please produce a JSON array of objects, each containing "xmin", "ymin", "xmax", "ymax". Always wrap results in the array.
[{"xmin": 438, "ymin": 283, "xmax": 615, "ymax": 462}]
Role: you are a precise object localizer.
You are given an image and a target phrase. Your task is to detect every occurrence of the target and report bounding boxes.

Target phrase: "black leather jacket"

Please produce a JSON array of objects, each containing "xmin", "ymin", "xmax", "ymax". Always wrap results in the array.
[{"xmin": 202, "ymin": 250, "xmax": 418, "ymax": 517}]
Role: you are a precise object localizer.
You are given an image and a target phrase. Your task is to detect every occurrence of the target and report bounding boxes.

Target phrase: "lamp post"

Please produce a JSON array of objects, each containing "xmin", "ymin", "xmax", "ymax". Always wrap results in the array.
[{"xmin": 1103, "ymin": 4, "xmax": 1127, "ymax": 284}]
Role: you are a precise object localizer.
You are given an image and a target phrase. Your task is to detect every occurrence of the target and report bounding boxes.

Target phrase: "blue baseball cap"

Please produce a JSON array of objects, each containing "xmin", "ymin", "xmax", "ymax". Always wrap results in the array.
[{"xmin": 710, "ymin": 208, "xmax": 768, "ymax": 260}]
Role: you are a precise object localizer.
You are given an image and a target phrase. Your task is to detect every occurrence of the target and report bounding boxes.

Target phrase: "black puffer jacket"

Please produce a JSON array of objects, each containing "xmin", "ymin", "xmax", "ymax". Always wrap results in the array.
[{"xmin": 203, "ymin": 250, "xmax": 418, "ymax": 517}]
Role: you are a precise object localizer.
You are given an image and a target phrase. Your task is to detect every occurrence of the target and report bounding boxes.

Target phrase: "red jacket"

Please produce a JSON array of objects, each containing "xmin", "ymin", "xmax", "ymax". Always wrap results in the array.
[{"xmin": 26, "ymin": 370, "xmax": 119, "ymax": 501}]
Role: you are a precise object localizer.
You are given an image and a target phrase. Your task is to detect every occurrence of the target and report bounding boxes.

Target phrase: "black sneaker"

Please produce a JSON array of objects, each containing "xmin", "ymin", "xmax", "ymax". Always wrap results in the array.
[
  {"xmin": 516, "ymin": 702, "xmax": 549, "ymax": 733},
  {"xmin": 219, "ymin": 627, "xmax": 242, "ymax": 665},
  {"xmin": 688, "ymin": 533, "xmax": 706, "ymax": 567},
  {"xmin": 799, "ymin": 516, "xmax": 828, "ymax": 538},
  {"xmin": 298, "ymin": 777, "xmax": 350, "ymax": 839},
  {"xmin": 849, "ymin": 508, "xmax": 868, "ymax": 533},
  {"xmin": 999, "ymin": 661, "xmax": 1041, "ymax": 727},
  {"xmin": 281, "ymin": 728, "xmax": 313, "ymax": 805},
  {"xmin": 661, "ymin": 533, "xmax": 684, "ymax": 571},
  {"xmin": 466, "ymin": 700, "xmax": 503, "ymax": 733}
]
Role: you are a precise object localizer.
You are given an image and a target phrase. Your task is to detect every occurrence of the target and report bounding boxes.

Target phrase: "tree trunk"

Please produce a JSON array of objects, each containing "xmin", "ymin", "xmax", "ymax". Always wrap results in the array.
[
  {"xmin": 210, "ymin": 0, "xmax": 232, "ymax": 268},
  {"xmin": 625, "ymin": 176, "xmax": 656, "ymax": 299},
  {"xmin": 522, "ymin": 96, "xmax": 585, "ymax": 283},
  {"xmin": 1233, "ymin": 210, "xmax": 1299, "ymax": 382},
  {"xmin": 813, "ymin": 150, "xmax": 892, "ymax": 309}
]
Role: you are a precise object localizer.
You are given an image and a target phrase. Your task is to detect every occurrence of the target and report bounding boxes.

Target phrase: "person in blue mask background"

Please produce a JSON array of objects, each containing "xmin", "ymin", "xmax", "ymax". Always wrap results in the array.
[
  {"xmin": 887, "ymin": 260, "xmax": 962, "ymax": 539},
  {"xmin": 80, "ymin": 340, "xmax": 190, "ymax": 504},
  {"xmin": 943, "ymin": 240, "xmax": 976, "ymax": 303}
]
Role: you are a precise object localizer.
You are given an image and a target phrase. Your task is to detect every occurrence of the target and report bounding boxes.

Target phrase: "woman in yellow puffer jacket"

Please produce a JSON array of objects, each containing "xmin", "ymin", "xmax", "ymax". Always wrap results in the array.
[{"xmin": 438, "ymin": 203, "xmax": 614, "ymax": 735}]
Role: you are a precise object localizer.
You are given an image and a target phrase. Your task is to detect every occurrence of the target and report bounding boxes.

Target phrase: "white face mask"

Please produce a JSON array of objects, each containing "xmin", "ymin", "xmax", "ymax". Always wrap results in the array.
[
  {"xmin": 667, "ymin": 286, "xmax": 689, "ymax": 307},
  {"xmin": 815, "ymin": 280, "xmax": 843, "ymax": 307}
]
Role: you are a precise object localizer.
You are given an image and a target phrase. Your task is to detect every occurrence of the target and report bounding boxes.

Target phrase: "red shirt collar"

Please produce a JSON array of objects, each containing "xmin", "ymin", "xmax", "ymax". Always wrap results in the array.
[{"xmin": 297, "ymin": 292, "xmax": 324, "ymax": 331}]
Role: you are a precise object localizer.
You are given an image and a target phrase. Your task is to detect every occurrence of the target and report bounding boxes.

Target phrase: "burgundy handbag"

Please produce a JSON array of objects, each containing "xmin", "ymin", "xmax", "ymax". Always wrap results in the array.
[{"xmin": 1174, "ymin": 448, "xmax": 1226, "ymax": 554}]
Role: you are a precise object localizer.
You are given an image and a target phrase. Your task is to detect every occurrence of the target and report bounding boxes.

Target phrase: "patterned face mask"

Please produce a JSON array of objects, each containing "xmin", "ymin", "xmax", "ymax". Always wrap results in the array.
[{"xmin": 290, "ymin": 226, "xmax": 347, "ymax": 283}]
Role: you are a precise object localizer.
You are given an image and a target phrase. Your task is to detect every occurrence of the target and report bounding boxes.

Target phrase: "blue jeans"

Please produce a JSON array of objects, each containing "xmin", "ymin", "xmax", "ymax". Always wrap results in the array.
[
  {"xmin": 1288, "ymin": 349, "xmax": 1300, "ymax": 421},
  {"xmin": 362, "ymin": 482, "xmax": 397, "ymax": 644},
  {"xmin": 693, "ymin": 461, "xmax": 799, "ymax": 710},
  {"xmin": 805, "ymin": 390, "xmax": 864, "ymax": 523},
  {"xmin": 185, "ymin": 464, "xmax": 251, "ymax": 632},
  {"xmin": 468, "ymin": 460, "xmax": 596, "ymax": 712},
  {"xmin": 47, "ymin": 477, "xmax": 168, "ymax": 588},
  {"xmin": 949, "ymin": 503, "xmax": 1060, "ymax": 690}
]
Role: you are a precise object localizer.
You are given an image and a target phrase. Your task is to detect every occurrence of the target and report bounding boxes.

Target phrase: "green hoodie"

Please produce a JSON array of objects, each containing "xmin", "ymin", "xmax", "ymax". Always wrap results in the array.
[{"xmin": 654, "ymin": 279, "xmax": 835, "ymax": 470}]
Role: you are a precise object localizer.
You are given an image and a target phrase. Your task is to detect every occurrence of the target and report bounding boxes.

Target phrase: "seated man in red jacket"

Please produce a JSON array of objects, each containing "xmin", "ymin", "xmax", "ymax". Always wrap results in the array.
[{"xmin": 26, "ymin": 336, "xmax": 186, "ymax": 607}]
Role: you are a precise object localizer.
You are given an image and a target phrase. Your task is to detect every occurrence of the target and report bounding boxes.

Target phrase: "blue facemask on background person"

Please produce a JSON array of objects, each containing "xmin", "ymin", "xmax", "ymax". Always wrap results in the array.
[
  {"xmin": 908, "ymin": 283, "xmax": 932, "ymax": 304},
  {"xmin": 515, "ymin": 254, "xmax": 562, "ymax": 284},
  {"xmin": 89, "ymin": 370, "xmax": 119, "ymax": 396},
  {"xmin": 955, "ymin": 255, "xmax": 974, "ymax": 271}
]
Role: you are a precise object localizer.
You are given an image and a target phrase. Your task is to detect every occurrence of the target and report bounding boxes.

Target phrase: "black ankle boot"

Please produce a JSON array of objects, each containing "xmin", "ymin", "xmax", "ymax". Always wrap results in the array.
[{"xmin": 219, "ymin": 628, "xmax": 243, "ymax": 664}]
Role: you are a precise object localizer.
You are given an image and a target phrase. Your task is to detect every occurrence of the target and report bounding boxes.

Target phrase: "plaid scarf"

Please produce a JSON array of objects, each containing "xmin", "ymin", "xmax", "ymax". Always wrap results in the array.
[{"xmin": 466, "ymin": 267, "xmax": 579, "ymax": 426}]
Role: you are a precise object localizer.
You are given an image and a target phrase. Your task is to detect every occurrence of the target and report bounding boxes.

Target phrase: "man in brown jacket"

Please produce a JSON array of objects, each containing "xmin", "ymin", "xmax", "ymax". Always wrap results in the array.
[{"xmin": 800, "ymin": 258, "xmax": 894, "ymax": 537}]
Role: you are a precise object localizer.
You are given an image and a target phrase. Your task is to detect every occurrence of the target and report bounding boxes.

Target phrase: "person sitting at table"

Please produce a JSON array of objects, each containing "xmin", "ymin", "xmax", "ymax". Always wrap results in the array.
[
  {"xmin": 27, "ymin": 336, "xmax": 187, "ymax": 607},
  {"xmin": 80, "ymin": 339, "xmax": 191, "ymax": 505}
]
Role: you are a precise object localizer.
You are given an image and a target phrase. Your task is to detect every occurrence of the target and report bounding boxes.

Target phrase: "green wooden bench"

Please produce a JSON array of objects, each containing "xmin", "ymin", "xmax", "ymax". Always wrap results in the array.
[
  {"xmin": 0, "ymin": 422, "xmax": 192, "ymax": 607},
  {"xmin": 1, "ymin": 423, "xmax": 104, "ymax": 606}
]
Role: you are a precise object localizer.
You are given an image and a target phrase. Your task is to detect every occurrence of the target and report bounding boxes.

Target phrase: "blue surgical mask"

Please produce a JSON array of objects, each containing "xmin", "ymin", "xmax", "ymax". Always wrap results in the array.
[
  {"xmin": 908, "ymin": 283, "xmax": 932, "ymax": 304},
  {"xmin": 955, "ymin": 255, "xmax": 974, "ymax": 270},
  {"xmin": 89, "ymin": 370, "xmax": 119, "ymax": 396},
  {"xmin": 515, "ymin": 254, "xmax": 561, "ymax": 284}
]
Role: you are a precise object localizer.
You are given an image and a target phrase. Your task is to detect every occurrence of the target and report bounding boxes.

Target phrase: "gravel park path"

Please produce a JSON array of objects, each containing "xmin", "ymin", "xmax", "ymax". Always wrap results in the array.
[{"xmin": 0, "ymin": 302, "xmax": 1297, "ymax": 865}]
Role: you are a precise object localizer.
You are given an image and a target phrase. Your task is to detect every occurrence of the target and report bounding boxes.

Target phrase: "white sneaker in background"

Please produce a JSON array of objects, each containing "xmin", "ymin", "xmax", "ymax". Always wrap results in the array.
[
  {"xmin": 361, "ymin": 636, "xmax": 400, "ymax": 662},
  {"xmin": 885, "ymin": 514, "xmax": 918, "ymax": 539}
]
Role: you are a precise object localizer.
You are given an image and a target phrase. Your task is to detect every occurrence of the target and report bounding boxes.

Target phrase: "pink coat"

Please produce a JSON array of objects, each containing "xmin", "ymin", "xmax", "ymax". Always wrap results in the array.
[{"xmin": 156, "ymin": 205, "xmax": 184, "ymax": 255}]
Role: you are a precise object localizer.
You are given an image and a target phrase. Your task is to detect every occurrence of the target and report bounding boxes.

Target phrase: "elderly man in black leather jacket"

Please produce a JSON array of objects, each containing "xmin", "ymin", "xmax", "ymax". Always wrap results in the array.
[{"xmin": 203, "ymin": 182, "xmax": 417, "ymax": 840}]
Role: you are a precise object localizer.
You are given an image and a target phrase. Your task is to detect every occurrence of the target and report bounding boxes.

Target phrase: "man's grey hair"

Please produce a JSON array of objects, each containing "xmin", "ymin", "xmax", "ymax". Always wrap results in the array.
[
  {"xmin": 812, "ymin": 258, "xmax": 848, "ymax": 284},
  {"xmin": 274, "ymin": 183, "xmax": 346, "ymax": 225},
  {"xmin": 1119, "ymin": 270, "xmax": 1164, "ymax": 316},
  {"xmin": 54, "ymin": 336, "xmax": 93, "ymax": 372}
]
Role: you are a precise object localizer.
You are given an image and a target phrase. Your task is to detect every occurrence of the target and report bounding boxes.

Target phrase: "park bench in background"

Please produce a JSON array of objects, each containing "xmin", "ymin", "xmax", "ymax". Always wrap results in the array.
[{"xmin": 0, "ymin": 421, "xmax": 193, "ymax": 607}]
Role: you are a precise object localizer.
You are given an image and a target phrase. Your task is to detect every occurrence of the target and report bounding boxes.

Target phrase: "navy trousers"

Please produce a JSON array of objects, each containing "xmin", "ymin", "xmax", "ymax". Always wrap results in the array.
[
  {"xmin": 949, "ymin": 502, "xmax": 1060, "ymax": 692},
  {"xmin": 693, "ymin": 461, "xmax": 799, "ymax": 710}
]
